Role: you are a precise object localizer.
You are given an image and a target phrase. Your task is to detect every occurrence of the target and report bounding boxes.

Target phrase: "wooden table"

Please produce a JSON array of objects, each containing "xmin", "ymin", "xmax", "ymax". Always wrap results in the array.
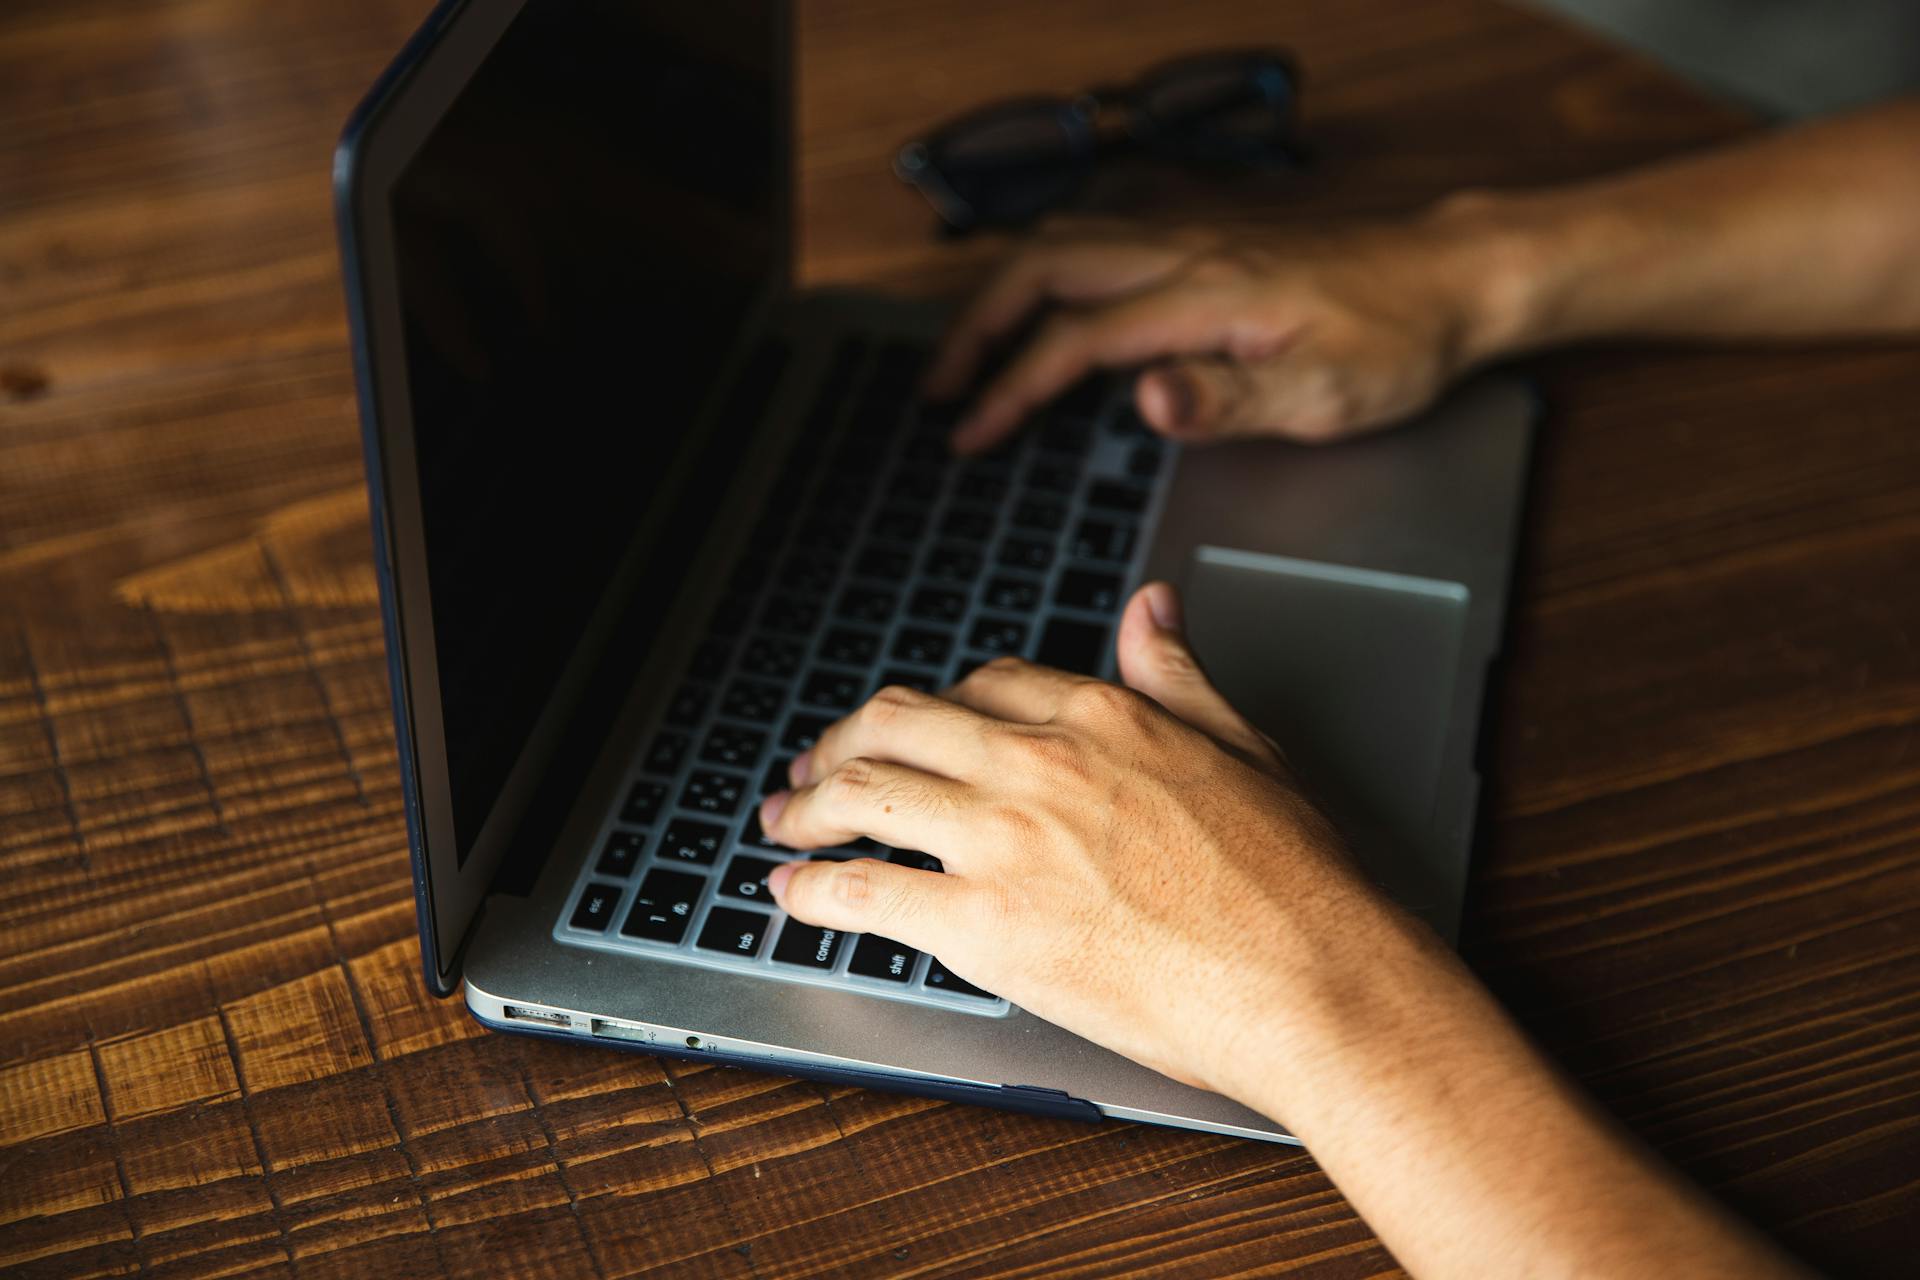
[{"xmin": 4, "ymin": 0, "xmax": 1917, "ymax": 1275}]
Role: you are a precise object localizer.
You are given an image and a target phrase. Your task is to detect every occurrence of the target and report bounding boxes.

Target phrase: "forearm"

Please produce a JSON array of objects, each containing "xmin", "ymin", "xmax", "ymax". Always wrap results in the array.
[
  {"xmin": 1437, "ymin": 97, "xmax": 1920, "ymax": 362},
  {"xmin": 1222, "ymin": 907, "xmax": 1809, "ymax": 1279}
]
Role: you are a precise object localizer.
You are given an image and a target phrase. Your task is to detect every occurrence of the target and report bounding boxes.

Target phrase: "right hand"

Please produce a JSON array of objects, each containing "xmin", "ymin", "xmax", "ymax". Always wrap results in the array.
[{"xmin": 924, "ymin": 208, "xmax": 1512, "ymax": 455}]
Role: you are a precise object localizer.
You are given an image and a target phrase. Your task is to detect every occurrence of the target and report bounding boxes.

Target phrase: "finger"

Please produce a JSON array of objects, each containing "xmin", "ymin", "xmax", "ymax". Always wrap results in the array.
[
  {"xmin": 768, "ymin": 857, "xmax": 964, "ymax": 956},
  {"xmin": 1136, "ymin": 350, "xmax": 1383, "ymax": 445},
  {"xmin": 923, "ymin": 238, "xmax": 1198, "ymax": 400},
  {"xmin": 1116, "ymin": 582, "xmax": 1285, "ymax": 768},
  {"xmin": 943, "ymin": 655, "xmax": 1095, "ymax": 724},
  {"xmin": 761, "ymin": 758, "xmax": 980, "ymax": 861},
  {"xmin": 792, "ymin": 684, "xmax": 997, "ymax": 788},
  {"xmin": 950, "ymin": 286, "xmax": 1231, "ymax": 453}
]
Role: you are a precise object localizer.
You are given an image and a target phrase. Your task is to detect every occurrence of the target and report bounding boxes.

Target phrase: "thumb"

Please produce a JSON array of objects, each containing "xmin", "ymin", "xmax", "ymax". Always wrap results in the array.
[{"xmin": 1116, "ymin": 582, "xmax": 1283, "ymax": 768}]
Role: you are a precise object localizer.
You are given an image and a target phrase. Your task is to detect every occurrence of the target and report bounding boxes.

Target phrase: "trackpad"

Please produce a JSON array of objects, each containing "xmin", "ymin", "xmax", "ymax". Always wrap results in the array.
[{"xmin": 1182, "ymin": 546, "xmax": 1471, "ymax": 932}]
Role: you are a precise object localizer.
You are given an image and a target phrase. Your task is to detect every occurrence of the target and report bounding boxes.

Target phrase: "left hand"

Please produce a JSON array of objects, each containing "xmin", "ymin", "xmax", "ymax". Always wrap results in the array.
[{"xmin": 758, "ymin": 582, "xmax": 1403, "ymax": 1097}]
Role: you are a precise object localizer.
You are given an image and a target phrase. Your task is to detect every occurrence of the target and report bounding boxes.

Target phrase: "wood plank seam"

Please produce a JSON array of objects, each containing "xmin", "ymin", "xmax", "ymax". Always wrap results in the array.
[
  {"xmin": 261, "ymin": 542, "xmax": 374, "ymax": 810},
  {"xmin": 213, "ymin": 999, "xmax": 300, "ymax": 1272}
]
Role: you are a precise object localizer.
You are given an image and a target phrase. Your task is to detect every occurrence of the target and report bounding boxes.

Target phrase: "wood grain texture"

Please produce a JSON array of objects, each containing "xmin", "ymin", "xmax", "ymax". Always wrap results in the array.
[{"xmin": 3, "ymin": 0, "xmax": 1917, "ymax": 1276}]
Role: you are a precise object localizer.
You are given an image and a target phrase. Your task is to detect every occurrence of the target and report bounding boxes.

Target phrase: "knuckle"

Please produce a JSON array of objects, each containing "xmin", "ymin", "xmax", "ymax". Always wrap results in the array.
[
  {"xmin": 1006, "ymin": 729, "xmax": 1090, "ymax": 782},
  {"xmin": 827, "ymin": 861, "xmax": 879, "ymax": 911},
  {"xmin": 822, "ymin": 757, "xmax": 875, "ymax": 805},
  {"xmin": 1064, "ymin": 680, "xmax": 1141, "ymax": 720},
  {"xmin": 1184, "ymin": 248, "xmax": 1257, "ymax": 287},
  {"xmin": 858, "ymin": 688, "xmax": 912, "ymax": 729}
]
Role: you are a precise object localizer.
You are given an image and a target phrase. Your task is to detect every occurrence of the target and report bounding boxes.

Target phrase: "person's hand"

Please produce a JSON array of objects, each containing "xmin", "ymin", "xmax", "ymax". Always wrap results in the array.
[
  {"xmin": 757, "ymin": 581, "xmax": 1408, "ymax": 1097},
  {"xmin": 922, "ymin": 210, "xmax": 1511, "ymax": 455}
]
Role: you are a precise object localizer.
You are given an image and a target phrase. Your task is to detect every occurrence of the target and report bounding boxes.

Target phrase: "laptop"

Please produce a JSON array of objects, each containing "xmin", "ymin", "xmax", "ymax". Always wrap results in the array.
[{"xmin": 334, "ymin": 0, "xmax": 1535, "ymax": 1144}]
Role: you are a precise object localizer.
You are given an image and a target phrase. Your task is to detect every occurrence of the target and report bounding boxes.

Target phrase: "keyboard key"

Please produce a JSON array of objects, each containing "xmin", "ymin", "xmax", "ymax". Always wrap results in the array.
[
  {"xmin": 1056, "ymin": 568, "xmax": 1123, "ymax": 611},
  {"xmin": 1127, "ymin": 439, "xmax": 1165, "ymax": 478},
  {"xmin": 1025, "ymin": 461, "xmax": 1075, "ymax": 494},
  {"xmin": 892, "ymin": 627, "xmax": 953, "ymax": 666},
  {"xmin": 621, "ymin": 868, "xmax": 704, "ymax": 943},
  {"xmin": 642, "ymin": 731, "xmax": 689, "ymax": 776},
  {"xmin": 821, "ymin": 626, "xmax": 882, "ymax": 665},
  {"xmin": 761, "ymin": 595, "xmax": 822, "ymax": 635},
  {"xmin": 998, "ymin": 537, "xmax": 1053, "ymax": 572},
  {"xmin": 721, "ymin": 678, "xmax": 784, "ymax": 723},
  {"xmin": 925, "ymin": 545, "xmax": 983, "ymax": 583},
  {"xmin": 1036, "ymin": 618, "xmax": 1108, "ymax": 674},
  {"xmin": 697, "ymin": 906, "xmax": 769, "ymax": 957},
  {"xmin": 719, "ymin": 854, "xmax": 782, "ymax": 901},
  {"xmin": 741, "ymin": 636, "xmax": 803, "ymax": 678},
  {"xmin": 621, "ymin": 781, "xmax": 666, "ymax": 826},
  {"xmin": 1038, "ymin": 418, "xmax": 1092, "ymax": 455},
  {"xmin": 701, "ymin": 725, "xmax": 766, "ymax": 768},
  {"xmin": 773, "ymin": 920, "xmax": 845, "ymax": 969},
  {"xmin": 848, "ymin": 934, "xmax": 920, "ymax": 982},
  {"xmin": 689, "ymin": 637, "xmax": 733, "ymax": 681},
  {"xmin": 597, "ymin": 831, "xmax": 647, "ymax": 877},
  {"xmin": 925, "ymin": 958, "xmax": 995, "ymax": 999},
  {"xmin": 739, "ymin": 807, "xmax": 782, "ymax": 849},
  {"xmin": 1055, "ymin": 375, "xmax": 1109, "ymax": 420},
  {"xmin": 681, "ymin": 770, "xmax": 747, "ymax": 816},
  {"xmin": 889, "ymin": 848, "xmax": 943, "ymax": 873},
  {"xmin": 903, "ymin": 429, "xmax": 957, "ymax": 463},
  {"xmin": 983, "ymin": 575, "xmax": 1042, "ymax": 612},
  {"xmin": 569, "ymin": 882, "xmax": 622, "ymax": 932},
  {"xmin": 659, "ymin": 818, "xmax": 727, "ymax": 865},
  {"xmin": 764, "ymin": 755, "xmax": 794, "ymax": 795},
  {"xmin": 801, "ymin": 667, "xmax": 863, "ymax": 710},
  {"xmin": 853, "ymin": 546, "xmax": 911, "ymax": 582},
  {"xmin": 968, "ymin": 617, "xmax": 1028, "ymax": 655},
  {"xmin": 908, "ymin": 587, "xmax": 967, "ymax": 623},
  {"xmin": 1071, "ymin": 519, "xmax": 1137, "ymax": 563},
  {"xmin": 877, "ymin": 667, "xmax": 937, "ymax": 694},
  {"xmin": 871, "ymin": 506, "xmax": 927, "ymax": 541},
  {"xmin": 884, "ymin": 466, "xmax": 942, "ymax": 502},
  {"xmin": 779, "ymin": 551, "xmax": 840, "ymax": 595},
  {"xmin": 1012, "ymin": 498, "xmax": 1066, "ymax": 532},
  {"xmin": 1087, "ymin": 480, "xmax": 1149, "ymax": 513},
  {"xmin": 940, "ymin": 505, "xmax": 995, "ymax": 543},
  {"xmin": 781, "ymin": 712, "xmax": 834, "ymax": 751},
  {"xmin": 665, "ymin": 683, "xmax": 711, "ymax": 727},
  {"xmin": 836, "ymin": 586, "xmax": 896, "ymax": 623},
  {"xmin": 955, "ymin": 471, "xmax": 1008, "ymax": 503}
]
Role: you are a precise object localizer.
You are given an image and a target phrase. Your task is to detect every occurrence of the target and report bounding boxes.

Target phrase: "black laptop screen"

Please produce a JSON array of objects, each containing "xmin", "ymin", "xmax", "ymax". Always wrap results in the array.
[{"xmin": 390, "ymin": 0, "xmax": 777, "ymax": 867}]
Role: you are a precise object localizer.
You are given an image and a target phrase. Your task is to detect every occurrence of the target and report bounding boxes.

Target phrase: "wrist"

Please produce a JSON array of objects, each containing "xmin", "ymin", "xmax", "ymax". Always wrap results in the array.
[
  {"xmin": 1204, "ymin": 891, "xmax": 1486, "ymax": 1129},
  {"xmin": 1417, "ymin": 188, "xmax": 1569, "ymax": 368}
]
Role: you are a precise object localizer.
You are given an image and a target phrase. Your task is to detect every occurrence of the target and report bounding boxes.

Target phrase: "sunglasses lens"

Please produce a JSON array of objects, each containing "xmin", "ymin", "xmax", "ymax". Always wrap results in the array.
[
  {"xmin": 1139, "ymin": 57, "xmax": 1299, "ymax": 162},
  {"xmin": 927, "ymin": 107, "xmax": 1090, "ymax": 227}
]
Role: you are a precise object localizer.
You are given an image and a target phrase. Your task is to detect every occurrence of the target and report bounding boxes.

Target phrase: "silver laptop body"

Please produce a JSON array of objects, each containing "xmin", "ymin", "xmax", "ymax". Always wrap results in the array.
[{"xmin": 336, "ymin": 0, "xmax": 1534, "ymax": 1145}]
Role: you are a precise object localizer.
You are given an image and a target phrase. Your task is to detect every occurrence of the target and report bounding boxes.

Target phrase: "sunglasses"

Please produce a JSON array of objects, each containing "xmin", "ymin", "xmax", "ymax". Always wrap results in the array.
[{"xmin": 894, "ymin": 49, "xmax": 1306, "ymax": 234}]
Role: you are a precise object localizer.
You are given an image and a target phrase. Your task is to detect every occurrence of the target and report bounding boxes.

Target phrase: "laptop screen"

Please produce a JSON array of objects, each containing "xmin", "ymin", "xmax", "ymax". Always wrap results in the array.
[{"xmin": 389, "ymin": 0, "xmax": 778, "ymax": 868}]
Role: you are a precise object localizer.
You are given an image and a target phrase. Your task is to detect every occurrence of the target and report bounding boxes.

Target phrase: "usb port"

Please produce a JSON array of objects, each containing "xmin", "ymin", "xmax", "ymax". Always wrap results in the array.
[{"xmin": 502, "ymin": 1005, "xmax": 570, "ymax": 1028}]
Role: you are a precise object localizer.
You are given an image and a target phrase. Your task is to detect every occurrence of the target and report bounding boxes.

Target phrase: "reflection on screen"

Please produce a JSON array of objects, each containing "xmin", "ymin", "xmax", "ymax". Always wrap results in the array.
[{"xmin": 391, "ymin": 0, "xmax": 776, "ymax": 866}]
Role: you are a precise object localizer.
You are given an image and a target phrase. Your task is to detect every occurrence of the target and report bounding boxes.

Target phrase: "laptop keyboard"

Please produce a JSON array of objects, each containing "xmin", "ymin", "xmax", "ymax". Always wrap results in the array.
[{"xmin": 554, "ymin": 336, "xmax": 1175, "ymax": 1013}]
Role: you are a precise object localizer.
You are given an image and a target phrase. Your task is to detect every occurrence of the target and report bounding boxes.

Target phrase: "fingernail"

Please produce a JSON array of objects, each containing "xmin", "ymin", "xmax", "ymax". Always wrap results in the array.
[
  {"xmin": 767, "ymin": 861, "xmax": 796, "ymax": 901},
  {"xmin": 761, "ymin": 790, "xmax": 790, "ymax": 831},
  {"xmin": 1143, "ymin": 581, "xmax": 1182, "ymax": 632},
  {"xmin": 788, "ymin": 751, "xmax": 812, "ymax": 787}
]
